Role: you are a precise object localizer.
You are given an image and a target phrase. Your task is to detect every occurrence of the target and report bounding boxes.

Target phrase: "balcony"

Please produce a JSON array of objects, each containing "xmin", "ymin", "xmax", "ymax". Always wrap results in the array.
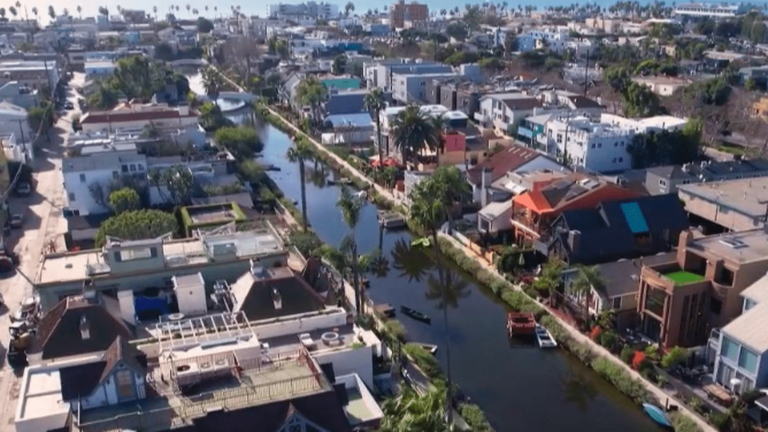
[{"xmin": 510, "ymin": 210, "xmax": 550, "ymax": 239}]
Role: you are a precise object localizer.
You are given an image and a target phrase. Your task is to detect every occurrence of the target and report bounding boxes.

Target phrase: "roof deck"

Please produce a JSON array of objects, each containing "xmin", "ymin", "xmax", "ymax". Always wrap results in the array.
[
  {"xmin": 687, "ymin": 229, "xmax": 768, "ymax": 264},
  {"xmin": 75, "ymin": 348, "xmax": 327, "ymax": 432}
]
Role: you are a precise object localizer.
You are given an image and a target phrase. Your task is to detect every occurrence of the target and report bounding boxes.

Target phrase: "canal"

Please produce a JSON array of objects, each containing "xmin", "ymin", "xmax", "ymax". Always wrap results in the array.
[
  {"xmin": 186, "ymin": 63, "xmax": 663, "ymax": 430},
  {"xmin": 252, "ymin": 120, "xmax": 662, "ymax": 432}
]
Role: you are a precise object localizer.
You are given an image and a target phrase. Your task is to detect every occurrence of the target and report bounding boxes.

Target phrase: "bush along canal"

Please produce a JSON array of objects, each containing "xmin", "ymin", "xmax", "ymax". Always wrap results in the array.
[{"xmin": 247, "ymin": 118, "xmax": 669, "ymax": 432}]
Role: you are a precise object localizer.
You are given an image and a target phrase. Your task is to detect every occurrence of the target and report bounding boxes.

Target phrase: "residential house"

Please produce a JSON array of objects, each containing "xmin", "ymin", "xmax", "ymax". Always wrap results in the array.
[
  {"xmin": 563, "ymin": 253, "xmax": 677, "ymax": 330},
  {"xmin": 438, "ymin": 81, "xmax": 492, "ymax": 118},
  {"xmin": 707, "ymin": 273, "xmax": 768, "ymax": 395},
  {"xmin": 378, "ymin": 104, "xmax": 448, "ymax": 158},
  {"xmin": 249, "ymin": 18, "xmax": 288, "ymax": 40},
  {"xmin": 84, "ymin": 60, "xmax": 116, "ymax": 80},
  {"xmin": 322, "ymin": 112, "xmax": 374, "ymax": 145},
  {"xmin": 0, "ymin": 81, "xmax": 38, "ymax": 109},
  {"xmin": 324, "ymin": 88, "xmax": 368, "ymax": 116},
  {"xmin": 632, "ymin": 75, "xmax": 692, "ymax": 96},
  {"xmin": 547, "ymin": 194, "xmax": 690, "ymax": 265},
  {"xmin": 26, "ymin": 296, "xmax": 134, "ymax": 365},
  {"xmin": 516, "ymin": 27, "xmax": 570, "ymax": 53},
  {"xmin": 389, "ymin": 0, "xmax": 429, "ymax": 29},
  {"xmin": 467, "ymin": 144, "xmax": 566, "ymax": 205},
  {"xmin": 643, "ymin": 159, "xmax": 768, "ymax": 196},
  {"xmin": 475, "ymin": 93, "xmax": 543, "ymax": 136},
  {"xmin": 538, "ymin": 90, "xmax": 606, "ymax": 117},
  {"xmin": 79, "ymin": 102, "xmax": 199, "ymax": 134},
  {"xmin": 678, "ymin": 176, "xmax": 768, "ymax": 232},
  {"xmin": 0, "ymin": 59, "xmax": 60, "ymax": 89},
  {"xmin": 753, "ymin": 96, "xmax": 768, "ymax": 121},
  {"xmin": 0, "ymin": 101, "xmax": 32, "ymax": 144},
  {"xmin": 392, "ymin": 72, "xmax": 458, "ymax": 104},
  {"xmin": 510, "ymin": 174, "xmax": 639, "ymax": 244},
  {"xmin": 425, "ymin": 111, "xmax": 486, "ymax": 167},
  {"xmin": 364, "ymin": 60, "xmax": 451, "ymax": 92},
  {"xmin": 62, "ymin": 142, "xmax": 147, "ymax": 216},
  {"xmin": 740, "ymin": 66, "xmax": 768, "ymax": 86},
  {"xmin": 637, "ymin": 229, "xmax": 768, "ymax": 348}
]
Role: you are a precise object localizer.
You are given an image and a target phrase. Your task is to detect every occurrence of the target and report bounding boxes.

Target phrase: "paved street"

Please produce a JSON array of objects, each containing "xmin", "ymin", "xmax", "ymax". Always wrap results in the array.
[{"xmin": 0, "ymin": 75, "xmax": 83, "ymax": 432}]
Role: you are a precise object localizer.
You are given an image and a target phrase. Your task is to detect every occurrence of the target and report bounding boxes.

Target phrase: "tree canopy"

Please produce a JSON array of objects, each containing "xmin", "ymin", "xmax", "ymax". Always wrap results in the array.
[
  {"xmin": 627, "ymin": 118, "xmax": 703, "ymax": 168},
  {"xmin": 95, "ymin": 209, "xmax": 177, "ymax": 247},
  {"xmin": 196, "ymin": 17, "xmax": 214, "ymax": 33},
  {"xmin": 214, "ymin": 126, "xmax": 264, "ymax": 159},
  {"xmin": 108, "ymin": 187, "xmax": 141, "ymax": 214}
]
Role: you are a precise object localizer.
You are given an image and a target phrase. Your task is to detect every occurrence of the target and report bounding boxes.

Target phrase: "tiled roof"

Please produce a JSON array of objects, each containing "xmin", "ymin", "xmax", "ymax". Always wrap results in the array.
[
  {"xmin": 466, "ymin": 144, "xmax": 541, "ymax": 185},
  {"xmin": 29, "ymin": 296, "xmax": 133, "ymax": 360}
]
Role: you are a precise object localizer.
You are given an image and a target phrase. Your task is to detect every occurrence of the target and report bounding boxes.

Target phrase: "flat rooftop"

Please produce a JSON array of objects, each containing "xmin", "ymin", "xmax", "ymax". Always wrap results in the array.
[
  {"xmin": 678, "ymin": 177, "xmax": 768, "ymax": 218},
  {"xmin": 261, "ymin": 323, "xmax": 359, "ymax": 355},
  {"xmin": 687, "ymin": 229, "xmax": 768, "ymax": 264},
  {"xmin": 38, "ymin": 227, "xmax": 284, "ymax": 285}
]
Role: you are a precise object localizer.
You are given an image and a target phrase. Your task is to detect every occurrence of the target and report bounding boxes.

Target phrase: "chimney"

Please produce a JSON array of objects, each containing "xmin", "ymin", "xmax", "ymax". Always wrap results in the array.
[
  {"xmin": 79, "ymin": 315, "xmax": 90, "ymax": 340},
  {"xmin": 568, "ymin": 230, "xmax": 581, "ymax": 252},
  {"xmin": 481, "ymin": 166, "xmax": 492, "ymax": 208}
]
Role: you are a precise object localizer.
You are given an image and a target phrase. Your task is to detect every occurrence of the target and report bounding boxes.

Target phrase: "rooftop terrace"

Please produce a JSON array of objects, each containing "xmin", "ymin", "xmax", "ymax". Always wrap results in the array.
[{"xmin": 687, "ymin": 229, "xmax": 768, "ymax": 264}]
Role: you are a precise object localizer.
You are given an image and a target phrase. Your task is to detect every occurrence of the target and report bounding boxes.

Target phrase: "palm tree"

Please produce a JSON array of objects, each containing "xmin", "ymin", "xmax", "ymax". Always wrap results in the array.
[
  {"xmin": 337, "ymin": 187, "xmax": 365, "ymax": 314},
  {"xmin": 76, "ymin": 5, "xmax": 81, "ymax": 18},
  {"xmin": 391, "ymin": 238, "xmax": 434, "ymax": 282},
  {"xmin": 379, "ymin": 386, "xmax": 449, "ymax": 432},
  {"xmin": 571, "ymin": 264, "xmax": 606, "ymax": 326},
  {"xmin": 186, "ymin": 3, "xmax": 191, "ymax": 17},
  {"xmin": 9, "ymin": 6, "xmax": 17, "ymax": 17},
  {"xmin": 390, "ymin": 105, "xmax": 439, "ymax": 167},
  {"xmin": 0, "ymin": 8, "xmax": 6, "ymax": 19},
  {"xmin": 295, "ymin": 76, "xmax": 327, "ymax": 127},
  {"xmin": 364, "ymin": 88, "xmax": 386, "ymax": 165},
  {"xmin": 285, "ymin": 138, "xmax": 314, "ymax": 231},
  {"xmin": 30, "ymin": 6, "xmax": 37, "ymax": 23}
]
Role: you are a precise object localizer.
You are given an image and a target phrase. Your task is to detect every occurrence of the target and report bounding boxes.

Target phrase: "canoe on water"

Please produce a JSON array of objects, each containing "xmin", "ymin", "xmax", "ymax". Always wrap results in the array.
[
  {"xmin": 642, "ymin": 403, "xmax": 672, "ymax": 428},
  {"xmin": 400, "ymin": 306, "xmax": 431, "ymax": 324}
]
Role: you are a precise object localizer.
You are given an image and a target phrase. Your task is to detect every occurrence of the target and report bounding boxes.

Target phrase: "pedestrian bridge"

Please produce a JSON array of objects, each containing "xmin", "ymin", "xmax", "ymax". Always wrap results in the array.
[{"xmin": 196, "ymin": 91, "xmax": 257, "ymax": 103}]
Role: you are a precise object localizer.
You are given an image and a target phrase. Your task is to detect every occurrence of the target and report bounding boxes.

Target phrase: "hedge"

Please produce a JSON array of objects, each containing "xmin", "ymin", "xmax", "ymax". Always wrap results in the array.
[
  {"xmin": 590, "ymin": 357, "xmax": 649, "ymax": 404},
  {"xmin": 402, "ymin": 343, "xmax": 444, "ymax": 381},
  {"xmin": 459, "ymin": 403, "xmax": 495, "ymax": 432},
  {"xmin": 671, "ymin": 412, "xmax": 704, "ymax": 432}
]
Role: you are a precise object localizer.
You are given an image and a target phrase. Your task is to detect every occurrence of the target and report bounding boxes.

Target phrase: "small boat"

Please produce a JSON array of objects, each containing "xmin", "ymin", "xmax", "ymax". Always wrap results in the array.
[
  {"xmin": 534, "ymin": 324, "xmax": 558, "ymax": 348},
  {"xmin": 415, "ymin": 342, "xmax": 438, "ymax": 355},
  {"xmin": 411, "ymin": 237, "xmax": 431, "ymax": 247},
  {"xmin": 400, "ymin": 306, "xmax": 431, "ymax": 324},
  {"xmin": 507, "ymin": 312, "xmax": 536, "ymax": 337},
  {"xmin": 642, "ymin": 403, "xmax": 672, "ymax": 428},
  {"xmin": 379, "ymin": 211, "xmax": 406, "ymax": 229},
  {"xmin": 328, "ymin": 178, "xmax": 353, "ymax": 186}
]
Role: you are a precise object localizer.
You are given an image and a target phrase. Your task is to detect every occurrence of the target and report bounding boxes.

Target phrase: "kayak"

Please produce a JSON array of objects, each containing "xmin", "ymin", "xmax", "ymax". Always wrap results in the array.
[{"xmin": 642, "ymin": 403, "xmax": 672, "ymax": 428}]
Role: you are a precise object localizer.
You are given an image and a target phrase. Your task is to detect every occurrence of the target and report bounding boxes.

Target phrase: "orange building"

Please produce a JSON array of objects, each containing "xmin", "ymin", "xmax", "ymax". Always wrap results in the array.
[{"xmin": 389, "ymin": 0, "xmax": 429, "ymax": 29}]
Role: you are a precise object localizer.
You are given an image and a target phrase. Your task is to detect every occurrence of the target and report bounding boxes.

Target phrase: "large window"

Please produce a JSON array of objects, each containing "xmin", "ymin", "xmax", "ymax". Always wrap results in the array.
[
  {"xmin": 721, "ymin": 336, "xmax": 740, "ymax": 362},
  {"xmin": 115, "ymin": 369, "xmax": 135, "ymax": 401},
  {"xmin": 738, "ymin": 347, "xmax": 758, "ymax": 373},
  {"xmin": 644, "ymin": 287, "xmax": 667, "ymax": 317},
  {"xmin": 117, "ymin": 247, "xmax": 154, "ymax": 262}
]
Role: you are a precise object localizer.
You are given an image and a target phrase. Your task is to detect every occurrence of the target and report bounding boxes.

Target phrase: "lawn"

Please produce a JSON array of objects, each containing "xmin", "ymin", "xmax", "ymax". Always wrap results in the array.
[{"xmin": 664, "ymin": 271, "xmax": 705, "ymax": 285}]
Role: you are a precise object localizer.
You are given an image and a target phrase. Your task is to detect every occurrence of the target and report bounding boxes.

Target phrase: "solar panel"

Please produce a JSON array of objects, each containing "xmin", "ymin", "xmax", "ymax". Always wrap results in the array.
[{"xmin": 621, "ymin": 202, "xmax": 649, "ymax": 234}]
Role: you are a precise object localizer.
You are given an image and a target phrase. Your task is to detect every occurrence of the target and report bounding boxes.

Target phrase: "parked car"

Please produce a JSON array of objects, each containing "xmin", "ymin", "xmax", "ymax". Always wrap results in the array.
[
  {"xmin": 15, "ymin": 182, "xmax": 31, "ymax": 196},
  {"xmin": 64, "ymin": 101, "xmax": 74, "ymax": 110},
  {"xmin": 9, "ymin": 214, "xmax": 23, "ymax": 229}
]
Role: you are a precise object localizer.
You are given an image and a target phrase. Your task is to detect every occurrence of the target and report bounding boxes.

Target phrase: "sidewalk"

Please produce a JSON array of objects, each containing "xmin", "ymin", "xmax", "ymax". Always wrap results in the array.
[{"xmin": 438, "ymin": 233, "xmax": 717, "ymax": 432}]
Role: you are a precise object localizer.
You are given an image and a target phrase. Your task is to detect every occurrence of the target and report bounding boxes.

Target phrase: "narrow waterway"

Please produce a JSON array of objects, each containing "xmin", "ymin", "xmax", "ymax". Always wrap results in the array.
[
  {"xmin": 251, "ymin": 120, "xmax": 662, "ymax": 432},
  {"xmin": 187, "ymin": 63, "xmax": 664, "ymax": 430}
]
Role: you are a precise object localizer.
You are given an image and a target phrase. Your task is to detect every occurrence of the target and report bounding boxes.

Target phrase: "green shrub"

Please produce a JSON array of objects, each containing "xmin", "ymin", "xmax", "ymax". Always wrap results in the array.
[
  {"xmin": 403, "ymin": 343, "xmax": 443, "ymax": 380},
  {"xmin": 459, "ymin": 403, "xmax": 494, "ymax": 432},
  {"xmin": 598, "ymin": 330, "xmax": 619, "ymax": 351},
  {"xmin": 644, "ymin": 344, "xmax": 660, "ymax": 362},
  {"xmin": 590, "ymin": 357, "xmax": 648, "ymax": 403},
  {"xmin": 672, "ymin": 412, "xmax": 704, "ymax": 432},
  {"xmin": 661, "ymin": 346, "xmax": 689, "ymax": 369},
  {"xmin": 620, "ymin": 346, "xmax": 635, "ymax": 364}
]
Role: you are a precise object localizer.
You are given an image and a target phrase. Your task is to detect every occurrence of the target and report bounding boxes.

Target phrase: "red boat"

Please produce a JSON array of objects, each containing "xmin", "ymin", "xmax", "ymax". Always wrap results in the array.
[{"xmin": 507, "ymin": 312, "xmax": 536, "ymax": 336}]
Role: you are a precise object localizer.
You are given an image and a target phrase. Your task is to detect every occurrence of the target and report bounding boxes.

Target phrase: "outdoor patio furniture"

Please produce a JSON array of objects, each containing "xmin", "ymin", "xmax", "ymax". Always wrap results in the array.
[{"xmin": 703, "ymin": 383, "xmax": 732, "ymax": 407}]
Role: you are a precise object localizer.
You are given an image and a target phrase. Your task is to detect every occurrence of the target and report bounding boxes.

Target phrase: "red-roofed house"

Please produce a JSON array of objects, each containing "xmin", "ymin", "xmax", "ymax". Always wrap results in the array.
[
  {"xmin": 510, "ymin": 174, "xmax": 638, "ymax": 245},
  {"xmin": 79, "ymin": 102, "xmax": 199, "ymax": 133},
  {"xmin": 466, "ymin": 144, "xmax": 565, "ymax": 205}
]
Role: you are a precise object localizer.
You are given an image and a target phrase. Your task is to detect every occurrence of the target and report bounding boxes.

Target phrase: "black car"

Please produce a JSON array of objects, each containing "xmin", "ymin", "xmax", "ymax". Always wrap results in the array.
[{"xmin": 15, "ymin": 182, "xmax": 31, "ymax": 196}]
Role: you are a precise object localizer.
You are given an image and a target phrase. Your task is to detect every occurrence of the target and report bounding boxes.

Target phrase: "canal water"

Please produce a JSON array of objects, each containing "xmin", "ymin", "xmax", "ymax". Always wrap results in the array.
[{"xmin": 187, "ymin": 65, "xmax": 664, "ymax": 430}]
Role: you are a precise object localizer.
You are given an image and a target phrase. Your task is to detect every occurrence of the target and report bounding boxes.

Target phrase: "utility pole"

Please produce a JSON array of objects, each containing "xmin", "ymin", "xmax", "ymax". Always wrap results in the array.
[
  {"xmin": 561, "ymin": 111, "xmax": 572, "ymax": 167},
  {"xmin": 583, "ymin": 49, "xmax": 590, "ymax": 97}
]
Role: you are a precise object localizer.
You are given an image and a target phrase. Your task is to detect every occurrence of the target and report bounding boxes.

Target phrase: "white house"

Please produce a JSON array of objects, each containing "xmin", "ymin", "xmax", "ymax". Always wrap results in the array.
[
  {"xmin": 475, "ymin": 93, "xmax": 543, "ymax": 136},
  {"xmin": 84, "ymin": 60, "xmax": 117, "ymax": 80},
  {"xmin": 392, "ymin": 71, "xmax": 458, "ymax": 104},
  {"xmin": 0, "ymin": 101, "xmax": 32, "ymax": 144},
  {"xmin": 517, "ymin": 27, "xmax": 570, "ymax": 53},
  {"xmin": 62, "ymin": 143, "xmax": 147, "ymax": 215}
]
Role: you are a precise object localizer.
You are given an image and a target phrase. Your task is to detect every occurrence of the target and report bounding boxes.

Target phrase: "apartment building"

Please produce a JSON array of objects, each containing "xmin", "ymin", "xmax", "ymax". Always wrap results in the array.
[
  {"xmin": 267, "ymin": 1, "xmax": 339, "ymax": 19},
  {"xmin": 517, "ymin": 27, "xmax": 570, "ymax": 53},
  {"xmin": 476, "ymin": 93, "xmax": 543, "ymax": 136},
  {"xmin": 389, "ymin": 0, "xmax": 429, "ymax": 29},
  {"xmin": 364, "ymin": 60, "xmax": 452, "ymax": 92},
  {"xmin": 392, "ymin": 71, "xmax": 458, "ymax": 104},
  {"xmin": 539, "ymin": 113, "xmax": 688, "ymax": 172},
  {"xmin": 637, "ymin": 229, "xmax": 768, "ymax": 348},
  {"xmin": 674, "ymin": 2, "xmax": 747, "ymax": 18},
  {"xmin": 0, "ymin": 59, "xmax": 60, "ymax": 89},
  {"xmin": 678, "ymin": 177, "xmax": 768, "ymax": 232},
  {"xmin": 62, "ymin": 142, "xmax": 147, "ymax": 216}
]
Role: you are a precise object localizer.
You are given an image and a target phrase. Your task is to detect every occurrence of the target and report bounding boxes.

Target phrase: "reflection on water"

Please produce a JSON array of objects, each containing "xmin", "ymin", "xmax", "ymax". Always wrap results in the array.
[
  {"xmin": 390, "ymin": 238, "xmax": 435, "ymax": 283},
  {"xmin": 562, "ymin": 368, "xmax": 599, "ymax": 412}
]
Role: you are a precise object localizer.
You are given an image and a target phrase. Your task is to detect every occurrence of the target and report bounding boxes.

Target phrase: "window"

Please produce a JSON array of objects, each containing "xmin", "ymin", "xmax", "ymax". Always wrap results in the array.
[
  {"xmin": 715, "ymin": 267, "xmax": 734, "ymax": 286},
  {"xmin": 659, "ymin": 179, "xmax": 668, "ymax": 187},
  {"xmin": 556, "ymin": 133, "xmax": 563, "ymax": 144},
  {"xmin": 620, "ymin": 141, "xmax": 625, "ymax": 147},
  {"xmin": 79, "ymin": 173, "xmax": 86, "ymax": 183},
  {"xmin": 614, "ymin": 142, "xmax": 618, "ymax": 147},
  {"xmin": 115, "ymin": 369, "xmax": 135, "ymax": 401},
  {"xmin": 129, "ymin": 164, "xmax": 136, "ymax": 172},
  {"xmin": 721, "ymin": 336, "xmax": 739, "ymax": 362},
  {"xmin": 112, "ymin": 171, "xmax": 119, "ymax": 179},
  {"xmin": 739, "ymin": 348, "xmax": 758, "ymax": 373},
  {"xmin": 612, "ymin": 297, "xmax": 622, "ymax": 309},
  {"xmin": 68, "ymin": 192, "xmax": 76, "ymax": 201},
  {"xmin": 121, "ymin": 164, "xmax": 128, "ymax": 173},
  {"xmin": 591, "ymin": 143, "xmax": 595, "ymax": 148},
  {"xmin": 645, "ymin": 287, "xmax": 667, "ymax": 316},
  {"xmin": 118, "ymin": 247, "xmax": 154, "ymax": 262},
  {"xmin": 598, "ymin": 143, "xmax": 602, "ymax": 148},
  {"xmin": 710, "ymin": 297, "xmax": 723, "ymax": 315},
  {"xmin": 612, "ymin": 158, "xmax": 617, "ymax": 163},
  {"xmin": 137, "ymin": 164, "xmax": 144, "ymax": 171}
]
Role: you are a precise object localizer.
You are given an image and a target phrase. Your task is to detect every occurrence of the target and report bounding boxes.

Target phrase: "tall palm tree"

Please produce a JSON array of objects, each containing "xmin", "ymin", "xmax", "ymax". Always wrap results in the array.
[
  {"xmin": 391, "ymin": 105, "xmax": 439, "ymax": 167},
  {"xmin": 76, "ymin": 5, "xmax": 81, "ymax": 18},
  {"xmin": 186, "ymin": 4, "xmax": 191, "ymax": 17},
  {"xmin": 571, "ymin": 264, "xmax": 606, "ymax": 326},
  {"xmin": 391, "ymin": 238, "xmax": 433, "ymax": 282},
  {"xmin": 30, "ymin": 6, "xmax": 37, "ymax": 24},
  {"xmin": 379, "ymin": 386, "xmax": 449, "ymax": 432},
  {"xmin": 364, "ymin": 88, "xmax": 386, "ymax": 165},
  {"xmin": 408, "ymin": 166, "xmax": 469, "ymax": 425},
  {"xmin": 337, "ymin": 187, "xmax": 365, "ymax": 314},
  {"xmin": 285, "ymin": 137, "xmax": 314, "ymax": 231}
]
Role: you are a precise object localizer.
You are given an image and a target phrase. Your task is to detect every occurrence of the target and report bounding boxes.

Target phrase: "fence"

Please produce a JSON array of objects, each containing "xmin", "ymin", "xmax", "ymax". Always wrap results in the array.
[{"xmin": 452, "ymin": 230, "xmax": 496, "ymax": 266}]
